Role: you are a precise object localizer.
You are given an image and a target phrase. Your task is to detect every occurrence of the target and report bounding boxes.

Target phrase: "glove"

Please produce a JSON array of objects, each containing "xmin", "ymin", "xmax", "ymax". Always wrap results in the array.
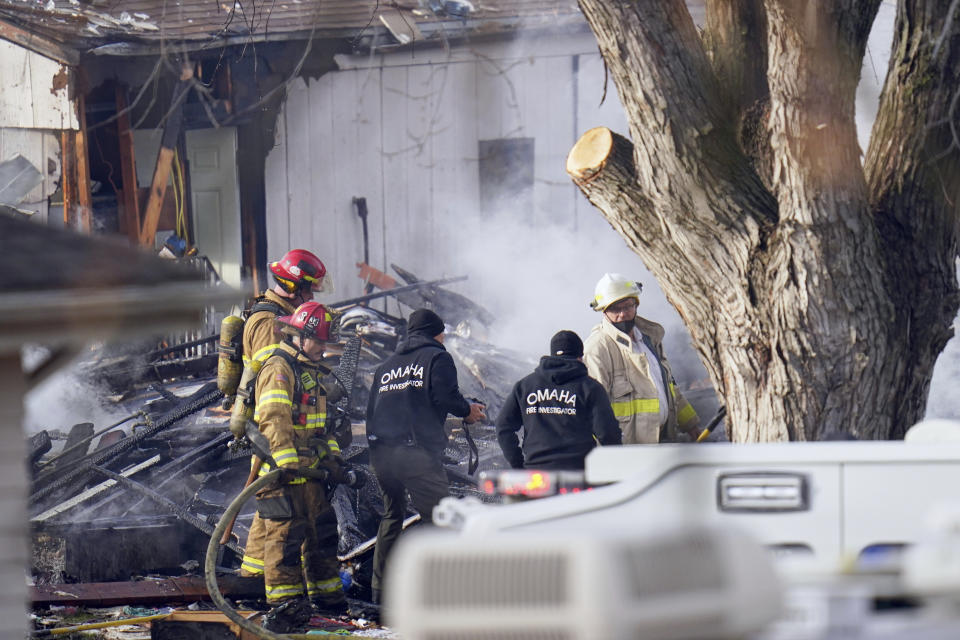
[
  {"xmin": 228, "ymin": 416, "xmax": 247, "ymax": 440},
  {"xmin": 277, "ymin": 465, "xmax": 301, "ymax": 485}
]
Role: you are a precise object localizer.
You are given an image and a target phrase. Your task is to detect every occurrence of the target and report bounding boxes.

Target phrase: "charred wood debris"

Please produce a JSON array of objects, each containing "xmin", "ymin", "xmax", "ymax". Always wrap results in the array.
[{"xmin": 29, "ymin": 265, "xmax": 533, "ymax": 620}]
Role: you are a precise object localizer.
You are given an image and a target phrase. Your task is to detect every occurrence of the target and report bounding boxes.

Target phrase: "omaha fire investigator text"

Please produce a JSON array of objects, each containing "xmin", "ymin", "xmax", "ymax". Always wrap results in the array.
[
  {"xmin": 526, "ymin": 388, "xmax": 578, "ymax": 415},
  {"xmin": 378, "ymin": 364, "xmax": 425, "ymax": 392}
]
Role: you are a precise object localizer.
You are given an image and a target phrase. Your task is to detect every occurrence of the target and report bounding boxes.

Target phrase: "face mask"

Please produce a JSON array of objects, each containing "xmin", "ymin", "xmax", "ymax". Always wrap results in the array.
[{"xmin": 613, "ymin": 320, "xmax": 634, "ymax": 334}]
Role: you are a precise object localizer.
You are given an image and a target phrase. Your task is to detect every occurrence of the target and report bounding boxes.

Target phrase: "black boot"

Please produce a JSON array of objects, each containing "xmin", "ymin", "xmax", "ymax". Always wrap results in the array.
[{"xmin": 262, "ymin": 598, "xmax": 314, "ymax": 633}]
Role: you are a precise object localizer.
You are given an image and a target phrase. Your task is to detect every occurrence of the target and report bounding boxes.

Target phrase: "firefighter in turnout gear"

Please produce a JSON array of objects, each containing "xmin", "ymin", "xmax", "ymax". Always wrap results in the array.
[
  {"xmin": 496, "ymin": 330, "xmax": 621, "ymax": 470},
  {"xmin": 365, "ymin": 308, "xmax": 486, "ymax": 606},
  {"xmin": 238, "ymin": 249, "xmax": 336, "ymax": 585},
  {"xmin": 248, "ymin": 302, "xmax": 353, "ymax": 632},
  {"xmin": 584, "ymin": 273, "xmax": 701, "ymax": 444},
  {"xmin": 234, "ymin": 248, "xmax": 332, "ymax": 439}
]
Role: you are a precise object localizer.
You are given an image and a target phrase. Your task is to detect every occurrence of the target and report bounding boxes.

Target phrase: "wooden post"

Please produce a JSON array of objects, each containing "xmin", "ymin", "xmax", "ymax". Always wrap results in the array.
[
  {"xmin": 139, "ymin": 62, "xmax": 193, "ymax": 248},
  {"xmin": 139, "ymin": 147, "xmax": 176, "ymax": 248},
  {"xmin": 60, "ymin": 130, "xmax": 75, "ymax": 228},
  {"xmin": 115, "ymin": 83, "xmax": 141, "ymax": 243},
  {"xmin": 74, "ymin": 94, "xmax": 93, "ymax": 234}
]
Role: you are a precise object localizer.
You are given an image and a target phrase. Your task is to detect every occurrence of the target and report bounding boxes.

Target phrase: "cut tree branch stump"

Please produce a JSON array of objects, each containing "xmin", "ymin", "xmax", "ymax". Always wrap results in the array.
[{"xmin": 566, "ymin": 126, "xmax": 651, "ymax": 223}]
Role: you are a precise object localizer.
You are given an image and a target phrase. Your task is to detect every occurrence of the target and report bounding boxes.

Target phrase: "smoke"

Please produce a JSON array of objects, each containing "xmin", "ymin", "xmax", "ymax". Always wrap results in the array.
[
  {"xmin": 432, "ymin": 206, "xmax": 711, "ymax": 388},
  {"xmin": 23, "ymin": 355, "xmax": 134, "ymax": 439}
]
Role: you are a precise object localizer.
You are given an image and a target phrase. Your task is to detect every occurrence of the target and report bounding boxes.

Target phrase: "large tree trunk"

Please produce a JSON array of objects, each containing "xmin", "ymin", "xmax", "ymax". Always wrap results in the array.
[{"xmin": 571, "ymin": 0, "xmax": 960, "ymax": 441}]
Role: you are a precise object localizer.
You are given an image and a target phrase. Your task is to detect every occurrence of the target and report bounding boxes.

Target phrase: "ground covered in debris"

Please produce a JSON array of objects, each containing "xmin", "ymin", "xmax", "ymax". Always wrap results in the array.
[
  {"xmin": 31, "ymin": 603, "xmax": 400, "ymax": 638},
  {"xmin": 27, "ymin": 267, "xmax": 530, "ymax": 637},
  {"xmin": 26, "ymin": 265, "xmax": 720, "ymax": 637}
]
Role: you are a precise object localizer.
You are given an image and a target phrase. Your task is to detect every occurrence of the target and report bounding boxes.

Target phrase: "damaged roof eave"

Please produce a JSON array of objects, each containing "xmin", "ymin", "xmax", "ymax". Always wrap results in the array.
[
  {"xmin": 0, "ymin": 17, "xmax": 79, "ymax": 66},
  {"xmin": 82, "ymin": 13, "xmax": 588, "ymax": 57},
  {"xmin": 352, "ymin": 16, "xmax": 593, "ymax": 56}
]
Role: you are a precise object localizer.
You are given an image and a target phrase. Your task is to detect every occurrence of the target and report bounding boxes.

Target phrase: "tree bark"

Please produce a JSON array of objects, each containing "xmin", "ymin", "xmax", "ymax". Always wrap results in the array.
[
  {"xmin": 572, "ymin": 0, "xmax": 960, "ymax": 441},
  {"xmin": 865, "ymin": 0, "xmax": 960, "ymax": 438}
]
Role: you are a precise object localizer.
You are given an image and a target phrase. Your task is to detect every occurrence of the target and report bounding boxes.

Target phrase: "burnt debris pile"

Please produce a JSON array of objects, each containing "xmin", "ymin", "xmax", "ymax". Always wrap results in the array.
[{"xmin": 28, "ymin": 264, "xmax": 527, "ymax": 598}]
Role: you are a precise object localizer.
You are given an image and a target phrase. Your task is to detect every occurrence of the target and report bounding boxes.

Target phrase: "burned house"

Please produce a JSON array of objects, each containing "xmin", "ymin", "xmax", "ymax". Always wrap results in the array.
[
  {"xmin": 0, "ymin": 1, "xmax": 726, "ymax": 633},
  {"xmin": 0, "ymin": 0, "xmax": 640, "ymax": 290}
]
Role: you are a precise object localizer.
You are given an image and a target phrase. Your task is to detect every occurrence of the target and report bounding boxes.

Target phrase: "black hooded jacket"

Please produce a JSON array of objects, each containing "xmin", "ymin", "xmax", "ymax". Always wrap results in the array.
[
  {"xmin": 366, "ymin": 333, "xmax": 471, "ymax": 453},
  {"xmin": 495, "ymin": 356, "xmax": 621, "ymax": 470}
]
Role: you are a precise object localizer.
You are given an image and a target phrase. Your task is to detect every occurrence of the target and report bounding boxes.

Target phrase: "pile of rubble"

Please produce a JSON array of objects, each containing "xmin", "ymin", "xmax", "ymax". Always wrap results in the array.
[{"xmin": 27, "ymin": 265, "xmax": 530, "ymax": 634}]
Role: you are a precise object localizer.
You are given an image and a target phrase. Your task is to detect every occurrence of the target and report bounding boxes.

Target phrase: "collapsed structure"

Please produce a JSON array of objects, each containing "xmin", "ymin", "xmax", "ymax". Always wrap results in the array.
[{"xmin": 28, "ymin": 264, "xmax": 533, "ymax": 608}]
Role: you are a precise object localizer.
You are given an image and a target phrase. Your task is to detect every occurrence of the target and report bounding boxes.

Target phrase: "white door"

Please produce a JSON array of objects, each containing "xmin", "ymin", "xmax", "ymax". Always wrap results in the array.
[
  {"xmin": 133, "ymin": 127, "xmax": 242, "ymax": 288},
  {"xmin": 185, "ymin": 128, "xmax": 242, "ymax": 288}
]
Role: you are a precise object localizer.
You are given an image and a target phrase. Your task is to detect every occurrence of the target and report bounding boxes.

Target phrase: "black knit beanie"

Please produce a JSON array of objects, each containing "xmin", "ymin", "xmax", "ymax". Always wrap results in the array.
[
  {"xmin": 550, "ymin": 330, "xmax": 583, "ymax": 358},
  {"xmin": 407, "ymin": 308, "xmax": 445, "ymax": 337}
]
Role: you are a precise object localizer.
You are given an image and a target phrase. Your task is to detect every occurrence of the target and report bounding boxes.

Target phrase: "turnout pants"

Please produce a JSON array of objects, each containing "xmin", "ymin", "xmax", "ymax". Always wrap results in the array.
[
  {"xmin": 370, "ymin": 444, "xmax": 450, "ymax": 593},
  {"xmin": 249, "ymin": 479, "xmax": 346, "ymax": 607}
]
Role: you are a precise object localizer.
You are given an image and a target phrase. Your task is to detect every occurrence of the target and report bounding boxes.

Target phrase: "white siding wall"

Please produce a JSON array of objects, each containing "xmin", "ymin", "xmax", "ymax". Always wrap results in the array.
[
  {"xmin": 265, "ymin": 31, "xmax": 629, "ymax": 303},
  {"xmin": 0, "ymin": 128, "xmax": 63, "ymax": 224},
  {"xmin": 0, "ymin": 40, "xmax": 77, "ymax": 223},
  {"xmin": 0, "ymin": 40, "xmax": 77, "ymax": 130}
]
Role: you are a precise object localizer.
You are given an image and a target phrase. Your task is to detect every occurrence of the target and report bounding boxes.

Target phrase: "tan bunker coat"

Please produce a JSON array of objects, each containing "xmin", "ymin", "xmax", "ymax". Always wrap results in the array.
[{"xmin": 584, "ymin": 315, "xmax": 699, "ymax": 444}]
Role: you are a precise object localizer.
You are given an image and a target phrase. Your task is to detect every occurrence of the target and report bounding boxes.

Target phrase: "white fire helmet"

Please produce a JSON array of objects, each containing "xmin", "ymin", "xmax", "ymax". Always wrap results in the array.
[{"xmin": 591, "ymin": 273, "xmax": 643, "ymax": 311}]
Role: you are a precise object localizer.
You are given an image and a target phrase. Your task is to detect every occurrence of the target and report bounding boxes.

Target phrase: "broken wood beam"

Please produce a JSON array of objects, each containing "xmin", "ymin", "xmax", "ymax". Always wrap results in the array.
[
  {"xmin": 30, "ymin": 576, "xmax": 264, "ymax": 607},
  {"xmin": 88, "ymin": 463, "xmax": 243, "ymax": 556},
  {"xmin": 330, "ymin": 275, "xmax": 467, "ymax": 309},
  {"xmin": 139, "ymin": 63, "xmax": 193, "ymax": 248},
  {"xmin": 60, "ymin": 131, "xmax": 75, "ymax": 229},
  {"xmin": 115, "ymin": 84, "xmax": 141, "ymax": 244},
  {"xmin": 30, "ymin": 382, "xmax": 222, "ymax": 505},
  {"xmin": 75, "ymin": 94, "xmax": 93, "ymax": 234},
  {"xmin": 356, "ymin": 262, "xmax": 398, "ymax": 292},
  {"xmin": 113, "ymin": 431, "xmax": 233, "ymax": 517},
  {"xmin": 31, "ymin": 455, "xmax": 160, "ymax": 522}
]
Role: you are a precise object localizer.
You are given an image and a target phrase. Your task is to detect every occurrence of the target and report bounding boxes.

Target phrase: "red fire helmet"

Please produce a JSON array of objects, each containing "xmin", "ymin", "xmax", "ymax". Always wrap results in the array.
[
  {"xmin": 269, "ymin": 249, "xmax": 327, "ymax": 294},
  {"xmin": 278, "ymin": 302, "xmax": 335, "ymax": 342}
]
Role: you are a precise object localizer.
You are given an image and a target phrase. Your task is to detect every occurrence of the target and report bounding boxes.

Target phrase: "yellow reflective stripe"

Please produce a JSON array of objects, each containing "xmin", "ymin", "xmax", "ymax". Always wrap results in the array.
[
  {"xmin": 611, "ymin": 398, "xmax": 660, "ymax": 418},
  {"xmin": 678, "ymin": 403, "xmax": 697, "ymax": 425},
  {"xmin": 273, "ymin": 449, "xmax": 299, "ymax": 465},
  {"xmin": 306, "ymin": 577, "xmax": 344, "ymax": 595},
  {"xmin": 241, "ymin": 556, "xmax": 264, "ymax": 574},
  {"xmin": 669, "ymin": 382, "xmax": 677, "ymax": 399},
  {"xmin": 259, "ymin": 391, "xmax": 292, "ymax": 405},
  {"xmin": 251, "ymin": 344, "xmax": 281, "ymax": 368},
  {"xmin": 293, "ymin": 412, "xmax": 326, "ymax": 430},
  {"xmin": 265, "ymin": 584, "xmax": 305, "ymax": 600},
  {"xmin": 242, "ymin": 355, "xmax": 251, "ymax": 367},
  {"xmin": 326, "ymin": 439, "xmax": 341, "ymax": 454}
]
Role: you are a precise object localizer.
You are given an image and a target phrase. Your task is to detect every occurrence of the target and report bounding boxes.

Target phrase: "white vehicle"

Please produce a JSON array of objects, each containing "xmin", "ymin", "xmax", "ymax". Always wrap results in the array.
[
  {"xmin": 439, "ymin": 439, "xmax": 960, "ymax": 573},
  {"xmin": 384, "ymin": 435, "xmax": 960, "ymax": 639}
]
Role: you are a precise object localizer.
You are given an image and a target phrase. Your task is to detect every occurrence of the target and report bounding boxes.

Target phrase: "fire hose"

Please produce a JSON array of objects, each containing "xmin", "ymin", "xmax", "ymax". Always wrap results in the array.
[
  {"xmin": 205, "ymin": 423, "xmax": 367, "ymax": 639},
  {"xmin": 204, "ymin": 470, "xmax": 367, "ymax": 640}
]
